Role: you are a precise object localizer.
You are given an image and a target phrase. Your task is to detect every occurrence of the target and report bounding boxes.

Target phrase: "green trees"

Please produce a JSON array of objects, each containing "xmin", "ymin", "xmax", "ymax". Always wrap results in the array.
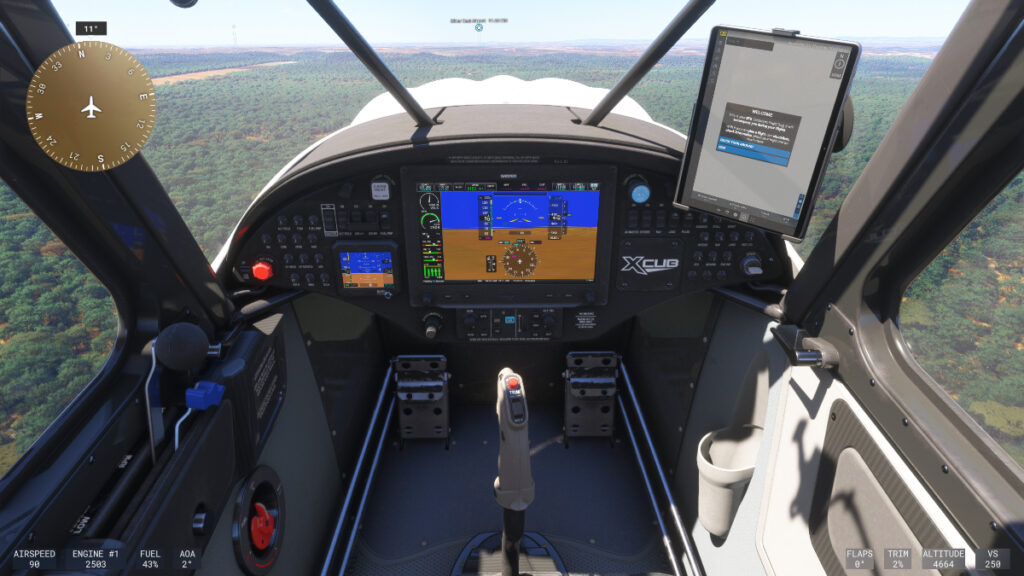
[
  {"xmin": 0, "ymin": 186, "xmax": 116, "ymax": 464},
  {"xmin": 901, "ymin": 178, "xmax": 1024, "ymax": 465}
]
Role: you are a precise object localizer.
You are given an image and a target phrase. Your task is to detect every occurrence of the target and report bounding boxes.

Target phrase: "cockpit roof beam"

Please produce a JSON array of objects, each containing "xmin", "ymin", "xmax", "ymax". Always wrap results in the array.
[
  {"xmin": 307, "ymin": 0, "xmax": 437, "ymax": 127},
  {"xmin": 582, "ymin": 0, "xmax": 716, "ymax": 127}
]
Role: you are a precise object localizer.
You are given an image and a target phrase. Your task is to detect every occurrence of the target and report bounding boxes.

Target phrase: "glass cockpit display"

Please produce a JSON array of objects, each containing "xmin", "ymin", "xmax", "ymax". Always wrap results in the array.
[
  {"xmin": 675, "ymin": 26, "xmax": 859, "ymax": 239},
  {"xmin": 416, "ymin": 182, "xmax": 600, "ymax": 282},
  {"xmin": 339, "ymin": 250, "xmax": 395, "ymax": 289}
]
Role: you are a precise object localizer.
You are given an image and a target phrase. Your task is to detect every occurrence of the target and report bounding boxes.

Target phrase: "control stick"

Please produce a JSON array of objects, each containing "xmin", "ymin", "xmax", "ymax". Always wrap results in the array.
[{"xmin": 494, "ymin": 368, "xmax": 534, "ymax": 576}]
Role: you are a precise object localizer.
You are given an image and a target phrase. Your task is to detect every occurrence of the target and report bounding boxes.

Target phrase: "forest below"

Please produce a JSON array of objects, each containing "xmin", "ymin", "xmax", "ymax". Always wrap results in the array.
[{"xmin": 0, "ymin": 49, "xmax": 1021, "ymax": 475}]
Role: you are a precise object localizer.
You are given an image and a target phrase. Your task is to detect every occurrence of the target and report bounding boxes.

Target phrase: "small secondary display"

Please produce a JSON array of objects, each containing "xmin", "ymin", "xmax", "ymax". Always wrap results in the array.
[
  {"xmin": 339, "ymin": 251, "xmax": 394, "ymax": 289},
  {"xmin": 415, "ymin": 182, "xmax": 600, "ymax": 283},
  {"xmin": 675, "ymin": 26, "xmax": 859, "ymax": 239}
]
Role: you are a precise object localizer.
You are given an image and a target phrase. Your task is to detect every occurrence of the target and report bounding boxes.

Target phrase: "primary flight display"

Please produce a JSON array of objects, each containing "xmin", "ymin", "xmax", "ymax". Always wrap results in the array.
[{"xmin": 415, "ymin": 181, "xmax": 600, "ymax": 282}]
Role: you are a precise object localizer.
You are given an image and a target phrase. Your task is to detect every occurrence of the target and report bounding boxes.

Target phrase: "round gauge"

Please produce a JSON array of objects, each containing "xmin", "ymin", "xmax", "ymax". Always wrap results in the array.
[
  {"xmin": 25, "ymin": 41, "xmax": 156, "ymax": 172},
  {"xmin": 420, "ymin": 212, "xmax": 440, "ymax": 229},
  {"xmin": 502, "ymin": 243, "xmax": 538, "ymax": 278},
  {"xmin": 630, "ymin": 183, "xmax": 651, "ymax": 204},
  {"xmin": 419, "ymin": 192, "xmax": 440, "ymax": 210}
]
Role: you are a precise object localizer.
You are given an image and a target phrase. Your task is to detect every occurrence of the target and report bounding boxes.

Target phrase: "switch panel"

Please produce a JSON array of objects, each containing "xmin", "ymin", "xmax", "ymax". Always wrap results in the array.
[{"xmin": 456, "ymin": 308, "xmax": 562, "ymax": 341}]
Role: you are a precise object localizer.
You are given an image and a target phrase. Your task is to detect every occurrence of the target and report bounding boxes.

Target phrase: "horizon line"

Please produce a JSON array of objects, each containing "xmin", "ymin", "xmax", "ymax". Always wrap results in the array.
[{"xmin": 127, "ymin": 37, "xmax": 946, "ymax": 50}]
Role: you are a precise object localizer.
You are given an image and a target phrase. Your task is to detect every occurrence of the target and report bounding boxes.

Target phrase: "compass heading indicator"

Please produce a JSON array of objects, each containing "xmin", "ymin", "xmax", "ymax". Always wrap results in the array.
[
  {"xmin": 502, "ymin": 242, "xmax": 539, "ymax": 278},
  {"xmin": 26, "ymin": 41, "xmax": 156, "ymax": 172}
]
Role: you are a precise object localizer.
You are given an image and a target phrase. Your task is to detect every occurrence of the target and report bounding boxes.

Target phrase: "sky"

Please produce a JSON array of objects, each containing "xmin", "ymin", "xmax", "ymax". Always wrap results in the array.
[{"xmin": 50, "ymin": 0, "xmax": 971, "ymax": 47}]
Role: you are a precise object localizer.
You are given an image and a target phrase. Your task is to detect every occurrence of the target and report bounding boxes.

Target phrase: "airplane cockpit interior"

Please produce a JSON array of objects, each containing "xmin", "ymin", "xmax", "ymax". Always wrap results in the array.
[{"xmin": 0, "ymin": 1, "xmax": 1022, "ymax": 575}]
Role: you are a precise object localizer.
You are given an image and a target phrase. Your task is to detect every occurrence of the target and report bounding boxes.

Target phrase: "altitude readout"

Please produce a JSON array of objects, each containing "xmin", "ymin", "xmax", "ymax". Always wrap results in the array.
[
  {"xmin": 339, "ymin": 251, "xmax": 394, "ymax": 289},
  {"xmin": 26, "ymin": 41, "xmax": 155, "ymax": 171}
]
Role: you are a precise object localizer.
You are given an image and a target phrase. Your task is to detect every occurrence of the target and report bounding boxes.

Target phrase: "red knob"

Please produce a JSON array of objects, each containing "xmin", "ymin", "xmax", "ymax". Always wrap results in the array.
[
  {"xmin": 250, "ymin": 502, "xmax": 275, "ymax": 551},
  {"xmin": 252, "ymin": 261, "xmax": 274, "ymax": 281}
]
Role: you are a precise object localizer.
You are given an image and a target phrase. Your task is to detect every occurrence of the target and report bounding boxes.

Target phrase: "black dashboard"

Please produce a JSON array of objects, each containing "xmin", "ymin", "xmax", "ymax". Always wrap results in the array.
[{"xmin": 220, "ymin": 105, "xmax": 786, "ymax": 343}]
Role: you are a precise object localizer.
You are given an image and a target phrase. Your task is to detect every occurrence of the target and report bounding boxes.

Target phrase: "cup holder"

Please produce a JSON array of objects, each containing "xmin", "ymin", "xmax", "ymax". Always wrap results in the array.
[{"xmin": 696, "ymin": 424, "xmax": 764, "ymax": 538}]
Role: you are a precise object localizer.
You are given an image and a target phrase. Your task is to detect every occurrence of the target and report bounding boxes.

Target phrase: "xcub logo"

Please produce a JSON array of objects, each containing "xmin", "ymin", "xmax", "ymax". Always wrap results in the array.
[{"xmin": 620, "ymin": 256, "xmax": 680, "ymax": 276}]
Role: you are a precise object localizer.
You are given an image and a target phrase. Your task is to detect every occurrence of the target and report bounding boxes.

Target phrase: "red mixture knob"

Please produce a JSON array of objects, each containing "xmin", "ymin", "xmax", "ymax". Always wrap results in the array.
[
  {"xmin": 250, "ymin": 502, "xmax": 274, "ymax": 550},
  {"xmin": 252, "ymin": 261, "xmax": 274, "ymax": 281}
]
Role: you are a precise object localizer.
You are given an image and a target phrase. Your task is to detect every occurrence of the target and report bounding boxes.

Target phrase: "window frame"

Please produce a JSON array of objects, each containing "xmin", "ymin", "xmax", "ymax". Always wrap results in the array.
[
  {"xmin": 783, "ymin": 0, "xmax": 1024, "ymax": 551},
  {"xmin": 0, "ymin": 1, "xmax": 234, "ymax": 548}
]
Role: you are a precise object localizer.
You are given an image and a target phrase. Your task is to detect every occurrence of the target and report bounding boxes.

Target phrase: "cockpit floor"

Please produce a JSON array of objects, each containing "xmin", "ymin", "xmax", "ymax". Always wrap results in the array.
[{"xmin": 347, "ymin": 405, "xmax": 673, "ymax": 576}]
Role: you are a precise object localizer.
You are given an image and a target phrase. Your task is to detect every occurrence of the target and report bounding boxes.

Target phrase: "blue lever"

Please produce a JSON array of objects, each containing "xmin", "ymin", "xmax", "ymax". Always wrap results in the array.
[{"xmin": 186, "ymin": 381, "xmax": 225, "ymax": 411}]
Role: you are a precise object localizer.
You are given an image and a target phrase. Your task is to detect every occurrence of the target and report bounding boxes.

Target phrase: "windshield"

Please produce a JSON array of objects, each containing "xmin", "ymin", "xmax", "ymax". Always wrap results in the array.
[{"xmin": 47, "ymin": 0, "xmax": 967, "ymax": 258}]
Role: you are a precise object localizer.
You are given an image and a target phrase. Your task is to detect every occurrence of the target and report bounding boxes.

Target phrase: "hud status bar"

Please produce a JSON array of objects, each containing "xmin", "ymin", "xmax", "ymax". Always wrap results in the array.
[
  {"xmin": 13, "ymin": 546, "xmax": 200, "ymax": 571},
  {"xmin": 843, "ymin": 547, "xmax": 1011, "ymax": 570}
]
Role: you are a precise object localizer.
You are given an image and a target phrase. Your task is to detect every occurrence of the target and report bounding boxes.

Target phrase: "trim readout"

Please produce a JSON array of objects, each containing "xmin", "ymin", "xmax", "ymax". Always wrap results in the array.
[{"xmin": 339, "ymin": 251, "xmax": 394, "ymax": 289}]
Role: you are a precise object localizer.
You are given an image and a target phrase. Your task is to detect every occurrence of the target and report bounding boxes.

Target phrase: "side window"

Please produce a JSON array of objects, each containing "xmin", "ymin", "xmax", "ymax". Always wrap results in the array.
[
  {"xmin": 0, "ymin": 182, "xmax": 117, "ymax": 477},
  {"xmin": 900, "ymin": 173, "xmax": 1024, "ymax": 469}
]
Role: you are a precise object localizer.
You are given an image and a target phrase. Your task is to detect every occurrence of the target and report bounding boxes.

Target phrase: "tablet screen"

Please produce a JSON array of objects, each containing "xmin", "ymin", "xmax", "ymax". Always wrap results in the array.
[{"xmin": 675, "ymin": 27, "xmax": 859, "ymax": 239}]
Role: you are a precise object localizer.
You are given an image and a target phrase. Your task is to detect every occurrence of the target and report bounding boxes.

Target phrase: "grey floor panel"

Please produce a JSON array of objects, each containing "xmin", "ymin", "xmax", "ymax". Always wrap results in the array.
[
  {"xmin": 349, "ymin": 538, "xmax": 467, "ymax": 576},
  {"xmin": 349, "ymin": 405, "xmax": 672, "ymax": 575}
]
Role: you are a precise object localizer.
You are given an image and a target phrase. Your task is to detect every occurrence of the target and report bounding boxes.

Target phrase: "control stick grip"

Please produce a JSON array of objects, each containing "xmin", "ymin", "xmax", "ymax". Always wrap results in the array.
[{"xmin": 494, "ymin": 367, "xmax": 535, "ymax": 511}]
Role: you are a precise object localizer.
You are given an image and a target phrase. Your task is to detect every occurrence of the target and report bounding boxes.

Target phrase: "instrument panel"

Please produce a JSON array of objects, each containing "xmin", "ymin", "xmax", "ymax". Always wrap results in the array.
[{"xmin": 230, "ymin": 161, "xmax": 783, "ymax": 342}]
